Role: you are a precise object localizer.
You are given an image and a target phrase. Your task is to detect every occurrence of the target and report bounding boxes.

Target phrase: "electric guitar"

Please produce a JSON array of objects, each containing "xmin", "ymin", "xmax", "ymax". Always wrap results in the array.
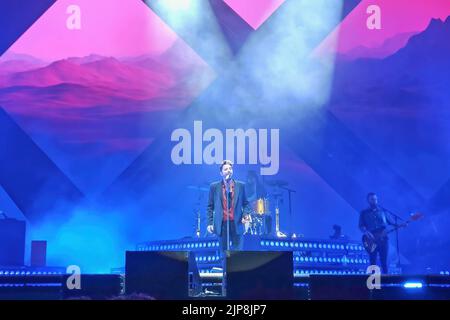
[{"xmin": 362, "ymin": 212, "xmax": 423, "ymax": 254}]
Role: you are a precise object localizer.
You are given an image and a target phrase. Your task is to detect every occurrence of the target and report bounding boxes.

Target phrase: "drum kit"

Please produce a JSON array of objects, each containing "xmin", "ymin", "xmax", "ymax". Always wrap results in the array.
[{"xmin": 187, "ymin": 178, "xmax": 295, "ymax": 238}]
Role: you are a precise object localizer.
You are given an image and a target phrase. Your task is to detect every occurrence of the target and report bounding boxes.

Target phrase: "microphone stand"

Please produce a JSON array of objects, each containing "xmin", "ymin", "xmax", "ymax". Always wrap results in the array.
[
  {"xmin": 223, "ymin": 179, "xmax": 232, "ymax": 297},
  {"xmin": 280, "ymin": 186, "xmax": 296, "ymax": 237},
  {"xmin": 380, "ymin": 206, "xmax": 405, "ymax": 270}
]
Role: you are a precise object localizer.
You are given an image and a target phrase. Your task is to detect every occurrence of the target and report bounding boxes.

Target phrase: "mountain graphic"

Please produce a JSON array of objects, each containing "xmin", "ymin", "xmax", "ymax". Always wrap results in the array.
[
  {"xmin": 329, "ymin": 17, "xmax": 450, "ymax": 199},
  {"xmin": 0, "ymin": 39, "xmax": 215, "ymax": 195}
]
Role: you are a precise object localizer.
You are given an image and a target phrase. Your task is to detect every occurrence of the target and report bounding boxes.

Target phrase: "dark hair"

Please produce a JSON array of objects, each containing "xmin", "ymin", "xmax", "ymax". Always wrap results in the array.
[
  {"xmin": 366, "ymin": 192, "xmax": 376, "ymax": 200},
  {"xmin": 220, "ymin": 160, "xmax": 233, "ymax": 172}
]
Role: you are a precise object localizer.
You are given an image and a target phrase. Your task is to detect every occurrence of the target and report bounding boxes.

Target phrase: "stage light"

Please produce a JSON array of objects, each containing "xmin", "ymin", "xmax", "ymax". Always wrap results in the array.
[
  {"xmin": 313, "ymin": 243, "xmax": 317, "ymax": 248},
  {"xmin": 404, "ymin": 282, "xmax": 423, "ymax": 289},
  {"xmin": 163, "ymin": 0, "xmax": 194, "ymax": 12},
  {"xmin": 294, "ymin": 243, "xmax": 299, "ymax": 248},
  {"xmin": 318, "ymin": 244, "xmax": 323, "ymax": 249}
]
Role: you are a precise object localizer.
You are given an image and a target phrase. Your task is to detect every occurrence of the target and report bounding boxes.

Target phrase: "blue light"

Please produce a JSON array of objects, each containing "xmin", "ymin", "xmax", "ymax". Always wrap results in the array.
[
  {"xmin": 403, "ymin": 282, "xmax": 423, "ymax": 289},
  {"xmin": 318, "ymin": 244, "xmax": 323, "ymax": 249},
  {"xmin": 270, "ymin": 241, "xmax": 275, "ymax": 247},
  {"xmin": 207, "ymin": 242, "xmax": 211, "ymax": 247},
  {"xmin": 295, "ymin": 257, "xmax": 299, "ymax": 262},
  {"xmin": 280, "ymin": 242, "xmax": 284, "ymax": 247},
  {"xmin": 260, "ymin": 241, "xmax": 265, "ymax": 246},
  {"xmin": 299, "ymin": 243, "xmax": 304, "ymax": 248},
  {"xmin": 294, "ymin": 243, "xmax": 299, "ymax": 248},
  {"xmin": 319, "ymin": 258, "xmax": 323, "ymax": 262},
  {"xmin": 275, "ymin": 242, "xmax": 279, "ymax": 247},
  {"xmin": 313, "ymin": 243, "xmax": 317, "ymax": 248},
  {"xmin": 300, "ymin": 257, "xmax": 304, "ymax": 262},
  {"xmin": 290, "ymin": 243, "xmax": 294, "ymax": 247}
]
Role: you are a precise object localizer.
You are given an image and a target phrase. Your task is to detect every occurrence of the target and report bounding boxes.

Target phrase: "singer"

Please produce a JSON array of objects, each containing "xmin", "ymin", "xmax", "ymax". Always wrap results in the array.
[{"xmin": 206, "ymin": 160, "xmax": 252, "ymax": 251}]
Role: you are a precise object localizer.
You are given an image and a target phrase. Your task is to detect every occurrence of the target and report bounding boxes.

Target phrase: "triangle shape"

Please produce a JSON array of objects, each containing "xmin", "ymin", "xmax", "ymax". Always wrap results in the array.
[
  {"xmin": 223, "ymin": 0, "xmax": 285, "ymax": 30},
  {"xmin": 0, "ymin": 0, "xmax": 215, "ymax": 195}
]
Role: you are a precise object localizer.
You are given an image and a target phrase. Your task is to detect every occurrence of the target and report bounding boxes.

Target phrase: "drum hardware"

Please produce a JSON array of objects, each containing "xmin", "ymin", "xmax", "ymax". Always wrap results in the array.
[
  {"xmin": 267, "ymin": 181, "xmax": 296, "ymax": 238},
  {"xmin": 187, "ymin": 184, "xmax": 209, "ymax": 238},
  {"xmin": 245, "ymin": 198, "xmax": 271, "ymax": 236}
]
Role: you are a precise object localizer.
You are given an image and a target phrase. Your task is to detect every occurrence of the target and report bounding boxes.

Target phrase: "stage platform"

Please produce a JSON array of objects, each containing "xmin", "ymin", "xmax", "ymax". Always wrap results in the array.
[{"xmin": 136, "ymin": 235, "xmax": 371, "ymax": 276}]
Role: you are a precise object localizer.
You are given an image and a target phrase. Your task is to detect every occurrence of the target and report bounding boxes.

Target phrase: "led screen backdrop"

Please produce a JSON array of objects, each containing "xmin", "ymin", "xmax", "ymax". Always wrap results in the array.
[{"xmin": 0, "ymin": 0, "xmax": 449, "ymax": 273}]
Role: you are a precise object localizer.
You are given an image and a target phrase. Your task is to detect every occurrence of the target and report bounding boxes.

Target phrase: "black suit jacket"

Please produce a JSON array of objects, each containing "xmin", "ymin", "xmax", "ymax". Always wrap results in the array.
[{"xmin": 207, "ymin": 179, "xmax": 251, "ymax": 236}]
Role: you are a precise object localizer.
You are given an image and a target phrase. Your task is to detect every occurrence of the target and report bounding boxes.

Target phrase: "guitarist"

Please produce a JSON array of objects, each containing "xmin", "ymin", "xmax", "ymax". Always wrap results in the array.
[{"xmin": 359, "ymin": 192, "xmax": 398, "ymax": 274}]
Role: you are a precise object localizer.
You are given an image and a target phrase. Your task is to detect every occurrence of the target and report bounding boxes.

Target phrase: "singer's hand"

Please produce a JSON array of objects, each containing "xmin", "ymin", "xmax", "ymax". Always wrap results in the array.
[{"xmin": 207, "ymin": 225, "xmax": 214, "ymax": 234}]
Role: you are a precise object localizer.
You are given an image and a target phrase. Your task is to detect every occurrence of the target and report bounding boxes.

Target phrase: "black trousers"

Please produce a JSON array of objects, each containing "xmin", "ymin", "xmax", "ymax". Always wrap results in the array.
[
  {"xmin": 220, "ymin": 221, "xmax": 243, "ymax": 252},
  {"xmin": 369, "ymin": 236, "xmax": 389, "ymax": 274}
]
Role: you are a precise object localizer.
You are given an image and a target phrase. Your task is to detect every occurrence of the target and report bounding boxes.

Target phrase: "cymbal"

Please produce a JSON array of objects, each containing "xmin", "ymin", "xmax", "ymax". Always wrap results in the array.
[
  {"xmin": 264, "ymin": 179, "xmax": 289, "ymax": 187},
  {"xmin": 187, "ymin": 185, "xmax": 209, "ymax": 192}
]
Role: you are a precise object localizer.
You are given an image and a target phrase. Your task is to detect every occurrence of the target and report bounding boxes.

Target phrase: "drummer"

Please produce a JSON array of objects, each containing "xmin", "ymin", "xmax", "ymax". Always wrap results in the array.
[
  {"xmin": 245, "ymin": 170, "xmax": 266, "ymax": 202},
  {"xmin": 245, "ymin": 171, "xmax": 273, "ymax": 235}
]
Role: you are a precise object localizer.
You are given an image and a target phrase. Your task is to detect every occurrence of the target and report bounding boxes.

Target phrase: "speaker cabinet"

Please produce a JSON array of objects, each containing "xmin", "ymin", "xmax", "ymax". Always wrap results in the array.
[
  {"xmin": 0, "ymin": 219, "xmax": 25, "ymax": 266},
  {"xmin": 226, "ymin": 251, "xmax": 293, "ymax": 299},
  {"xmin": 125, "ymin": 251, "xmax": 190, "ymax": 299}
]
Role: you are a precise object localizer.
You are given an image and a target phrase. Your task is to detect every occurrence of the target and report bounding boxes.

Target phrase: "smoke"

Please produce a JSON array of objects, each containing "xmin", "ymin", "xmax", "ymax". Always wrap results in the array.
[{"xmin": 29, "ymin": 201, "xmax": 133, "ymax": 274}]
